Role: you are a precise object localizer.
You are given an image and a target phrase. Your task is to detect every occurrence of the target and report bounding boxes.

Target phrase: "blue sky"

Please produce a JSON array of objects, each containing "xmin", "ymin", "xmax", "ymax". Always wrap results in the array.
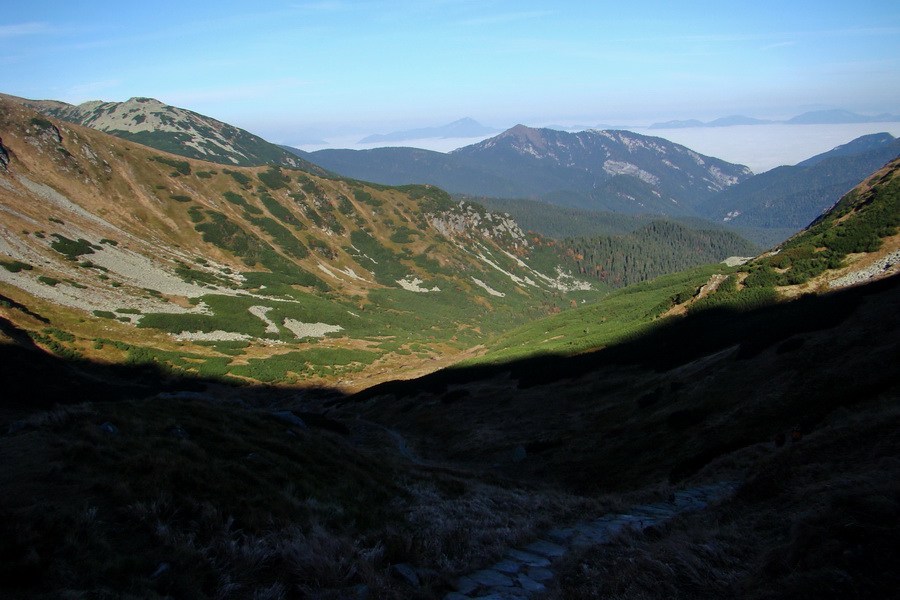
[{"xmin": 3, "ymin": 0, "xmax": 899, "ymax": 144}]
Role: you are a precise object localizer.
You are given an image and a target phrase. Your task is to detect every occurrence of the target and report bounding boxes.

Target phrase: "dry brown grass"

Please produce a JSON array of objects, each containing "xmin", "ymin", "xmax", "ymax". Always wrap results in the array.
[{"xmin": 0, "ymin": 394, "xmax": 606, "ymax": 599}]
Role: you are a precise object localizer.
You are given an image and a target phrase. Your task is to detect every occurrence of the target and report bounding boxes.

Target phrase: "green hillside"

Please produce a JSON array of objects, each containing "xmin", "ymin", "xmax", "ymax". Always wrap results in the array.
[
  {"xmin": 0, "ymin": 98, "xmax": 606, "ymax": 390},
  {"xmin": 4, "ymin": 94, "xmax": 328, "ymax": 172}
]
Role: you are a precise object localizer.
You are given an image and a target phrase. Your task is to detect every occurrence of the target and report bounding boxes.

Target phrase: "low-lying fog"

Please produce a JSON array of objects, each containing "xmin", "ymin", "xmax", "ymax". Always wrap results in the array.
[{"xmin": 293, "ymin": 122, "xmax": 900, "ymax": 174}]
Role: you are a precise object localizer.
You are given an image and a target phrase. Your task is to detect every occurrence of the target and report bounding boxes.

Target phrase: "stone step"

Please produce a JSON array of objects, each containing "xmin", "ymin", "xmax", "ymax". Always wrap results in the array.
[
  {"xmin": 505, "ymin": 548, "xmax": 551, "ymax": 567},
  {"xmin": 522, "ymin": 540, "xmax": 567, "ymax": 559},
  {"xmin": 490, "ymin": 559, "xmax": 523, "ymax": 575},
  {"xmin": 480, "ymin": 589, "xmax": 528, "ymax": 600},
  {"xmin": 448, "ymin": 481, "xmax": 738, "ymax": 600},
  {"xmin": 517, "ymin": 573, "xmax": 547, "ymax": 592},
  {"xmin": 470, "ymin": 569, "xmax": 515, "ymax": 588},
  {"xmin": 545, "ymin": 527, "xmax": 577, "ymax": 544}
]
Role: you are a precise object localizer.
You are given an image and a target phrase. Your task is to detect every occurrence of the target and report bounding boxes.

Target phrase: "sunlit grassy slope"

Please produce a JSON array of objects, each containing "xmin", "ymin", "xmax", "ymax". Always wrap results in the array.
[
  {"xmin": 0, "ymin": 97, "xmax": 614, "ymax": 390},
  {"xmin": 463, "ymin": 264, "xmax": 727, "ymax": 365}
]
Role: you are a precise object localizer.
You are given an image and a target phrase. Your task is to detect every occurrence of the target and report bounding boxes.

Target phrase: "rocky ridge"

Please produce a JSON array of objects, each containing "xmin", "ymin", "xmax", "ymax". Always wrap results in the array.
[{"xmin": 2, "ymin": 94, "xmax": 317, "ymax": 170}]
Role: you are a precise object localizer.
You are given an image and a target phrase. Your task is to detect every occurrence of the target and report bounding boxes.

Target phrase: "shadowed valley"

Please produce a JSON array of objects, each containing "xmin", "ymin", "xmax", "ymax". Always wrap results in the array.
[{"xmin": 1, "ymin": 95, "xmax": 899, "ymax": 599}]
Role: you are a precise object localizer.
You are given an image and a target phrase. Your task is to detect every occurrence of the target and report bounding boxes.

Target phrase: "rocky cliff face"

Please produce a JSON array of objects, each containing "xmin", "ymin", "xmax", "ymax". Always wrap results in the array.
[
  {"xmin": 0, "ymin": 138, "xmax": 9, "ymax": 169},
  {"xmin": 429, "ymin": 201, "xmax": 529, "ymax": 248}
]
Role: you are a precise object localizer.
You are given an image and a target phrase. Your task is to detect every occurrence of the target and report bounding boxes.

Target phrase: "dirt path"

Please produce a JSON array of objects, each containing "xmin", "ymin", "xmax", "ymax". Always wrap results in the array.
[{"xmin": 663, "ymin": 272, "xmax": 729, "ymax": 317}]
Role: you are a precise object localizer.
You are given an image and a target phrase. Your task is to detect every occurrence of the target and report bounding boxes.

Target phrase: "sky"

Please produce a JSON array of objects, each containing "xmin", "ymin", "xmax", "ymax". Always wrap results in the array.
[{"xmin": 3, "ymin": 0, "xmax": 900, "ymax": 153}]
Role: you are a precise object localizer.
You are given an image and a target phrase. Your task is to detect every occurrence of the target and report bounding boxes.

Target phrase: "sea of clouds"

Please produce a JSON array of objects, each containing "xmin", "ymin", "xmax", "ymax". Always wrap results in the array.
[{"xmin": 292, "ymin": 122, "xmax": 900, "ymax": 175}]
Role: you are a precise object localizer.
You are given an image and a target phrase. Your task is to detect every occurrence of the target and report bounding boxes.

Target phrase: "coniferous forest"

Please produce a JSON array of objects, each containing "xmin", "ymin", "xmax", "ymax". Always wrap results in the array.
[{"xmin": 555, "ymin": 220, "xmax": 760, "ymax": 287}]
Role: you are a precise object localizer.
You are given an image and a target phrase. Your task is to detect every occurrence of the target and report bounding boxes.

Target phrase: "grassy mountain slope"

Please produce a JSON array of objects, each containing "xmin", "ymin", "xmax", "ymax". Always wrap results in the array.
[
  {"xmin": 351, "ymin": 156, "xmax": 900, "ymax": 464},
  {"xmin": 2, "ymin": 94, "xmax": 327, "ymax": 172},
  {"xmin": 468, "ymin": 155, "xmax": 900, "ymax": 366},
  {"xmin": 0, "ymin": 97, "xmax": 604, "ymax": 391}
]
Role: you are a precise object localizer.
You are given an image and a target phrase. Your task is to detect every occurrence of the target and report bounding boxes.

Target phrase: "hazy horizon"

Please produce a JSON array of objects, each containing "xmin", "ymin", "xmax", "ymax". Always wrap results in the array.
[
  {"xmin": 282, "ymin": 119, "xmax": 900, "ymax": 174},
  {"xmin": 4, "ymin": 1, "xmax": 899, "ymax": 142}
]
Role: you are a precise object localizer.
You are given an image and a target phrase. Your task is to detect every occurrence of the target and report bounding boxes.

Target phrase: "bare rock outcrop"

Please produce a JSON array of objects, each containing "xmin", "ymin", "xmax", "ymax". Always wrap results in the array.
[{"xmin": 0, "ymin": 137, "xmax": 10, "ymax": 169}]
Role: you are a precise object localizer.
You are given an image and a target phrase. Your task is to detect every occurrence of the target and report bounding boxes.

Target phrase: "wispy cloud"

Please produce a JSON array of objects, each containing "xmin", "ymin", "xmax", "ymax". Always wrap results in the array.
[{"xmin": 0, "ymin": 22, "xmax": 54, "ymax": 38}]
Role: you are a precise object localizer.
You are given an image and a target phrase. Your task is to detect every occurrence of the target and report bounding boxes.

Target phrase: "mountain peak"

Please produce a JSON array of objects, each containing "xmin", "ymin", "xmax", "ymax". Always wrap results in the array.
[
  {"xmin": 12, "ymin": 93, "xmax": 317, "ymax": 170},
  {"xmin": 448, "ymin": 117, "xmax": 481, "ymax": 126},
  {"xmin": 494, "ymin": 124, "xmax": 550, "ymax": 148},
  {"xmin": 123, "ymin": 96, "xmax": 167, "ymax": 107}
]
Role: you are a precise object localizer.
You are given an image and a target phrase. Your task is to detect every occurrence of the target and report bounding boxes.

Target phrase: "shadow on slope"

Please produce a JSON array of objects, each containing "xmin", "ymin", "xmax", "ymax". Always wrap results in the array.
[
  {"xmin": 0, "ymin": 315, "xmax": 599, "ymax": 600},
  {"xmin": 351, "ymin": 273, "xmax": 895, "ymax": 398},
  {"xmin": 1, "ymin": 275, "xmax": 898, "ymax": 599},
  {"xmin": 345, "ymin": 274, "xmax": 900, "ymax": 493},
  {"xmin": 3, "ymin": 273, "xmax": 898, "ymax": 495}
]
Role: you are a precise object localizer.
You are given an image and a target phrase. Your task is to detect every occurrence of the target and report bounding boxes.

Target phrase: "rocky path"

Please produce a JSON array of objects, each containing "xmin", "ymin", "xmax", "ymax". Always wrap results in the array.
[
  {"xmin": 444, "ymin": 481, "xmax": 739, "ymax": 600},
  {"xmin": 357, "ymin": 422, "xmax": 739, "ymax": 599}
]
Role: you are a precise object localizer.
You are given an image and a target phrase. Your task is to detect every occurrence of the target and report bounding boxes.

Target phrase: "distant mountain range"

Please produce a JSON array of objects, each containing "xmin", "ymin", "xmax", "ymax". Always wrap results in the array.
[
  {"xmin": 354, "ymin": 108, "xmax": 900, "ymax": 139},
  {"xmin": 697, "ymin": 132, "xmax": 900, "ymax": 229},
  {"xmin": 290, "ymin": 125, "xmax": 900, "ymax": 245},
  {"xmin": 358, "ymin": 117, "xmax": 500, "ymax": 143},
  {"xmin": 291, "ymin": 125, "xmax": 753, "ymax": 216},
  {"xmin": 650, "ymin": 109, "xmax": 900, "ymax": 129},
  {"xmin": 650, "ymin": 115, "xmax": 775, "ymax": 129},
  {"xmin": 785, "ymin": 109, "xmax": 900, "ymax": 125},
  {"xmin": 14, "ymin": 91, "xmax": 896, "ymax": 248}
]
